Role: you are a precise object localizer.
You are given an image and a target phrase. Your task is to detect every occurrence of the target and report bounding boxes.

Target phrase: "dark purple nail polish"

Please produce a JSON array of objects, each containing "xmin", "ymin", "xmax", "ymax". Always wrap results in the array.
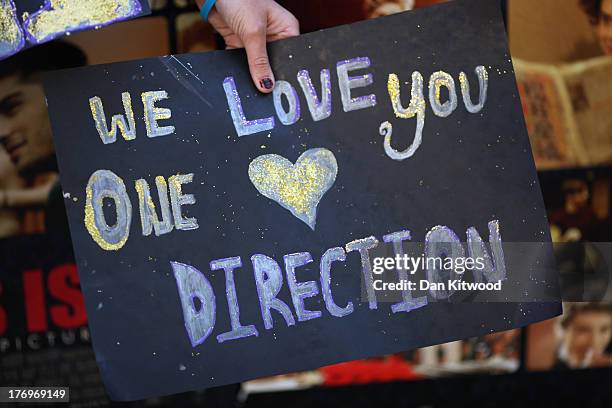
[{"xmin": 261, "ymin": 78, "xmax": 273, "ymax": 90}]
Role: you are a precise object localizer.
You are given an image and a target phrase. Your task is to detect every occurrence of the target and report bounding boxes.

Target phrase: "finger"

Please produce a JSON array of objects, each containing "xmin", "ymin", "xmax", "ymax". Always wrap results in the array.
[
  {"xmin": 225, "ymin": 37, "xmax": 243, "ymax": 50},
  {"xmin": 242, "ymin": 29, "xmax": 274, "ymax": 93},
  {"xmin": 270, "ymin": 2, "xmax": 300, "ymax": 38}
]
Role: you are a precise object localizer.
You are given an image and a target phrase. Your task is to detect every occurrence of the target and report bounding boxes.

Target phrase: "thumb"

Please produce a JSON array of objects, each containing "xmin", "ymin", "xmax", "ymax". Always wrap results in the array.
[{"xmin": 242, "ymin": 30, "xmax": 275, "ymax": 93}]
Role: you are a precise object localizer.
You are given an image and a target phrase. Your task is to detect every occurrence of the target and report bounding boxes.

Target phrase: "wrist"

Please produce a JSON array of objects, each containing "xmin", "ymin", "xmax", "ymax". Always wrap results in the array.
[{"xmin": 198, "ymin": 0, "xmax": 217, "ymax": 21}]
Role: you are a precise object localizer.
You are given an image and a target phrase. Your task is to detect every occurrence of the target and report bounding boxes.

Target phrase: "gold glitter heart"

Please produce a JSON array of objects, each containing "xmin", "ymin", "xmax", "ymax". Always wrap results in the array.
[{"xmin": 248, "ymin": 148, "xmax": 338, "ymax": 230}]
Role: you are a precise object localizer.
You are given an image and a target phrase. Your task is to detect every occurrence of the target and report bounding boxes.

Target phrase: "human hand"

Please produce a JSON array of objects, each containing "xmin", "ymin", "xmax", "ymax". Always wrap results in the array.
[
  {"xmin": 198, "ymin": 0, "xmax": 300, "ymax": 93},
  {"xmin": 586, "ymin": 352, "xmax": 612, "ymax": 368}
]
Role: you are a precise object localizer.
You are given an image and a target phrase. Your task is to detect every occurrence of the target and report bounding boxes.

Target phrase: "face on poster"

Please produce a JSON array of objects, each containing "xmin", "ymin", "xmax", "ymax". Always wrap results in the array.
[{"xmin": 44, "ymin": 0, "xmax": 561, "ymax": 401}]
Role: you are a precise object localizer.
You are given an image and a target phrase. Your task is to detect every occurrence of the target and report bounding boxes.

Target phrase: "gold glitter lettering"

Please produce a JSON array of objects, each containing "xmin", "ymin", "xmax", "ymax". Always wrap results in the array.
[
  {"xmin": 0, "ymin": 0, "xmax": 24, "ymax": 59},
  {"xmin": 89, "ymin": 92, "xmax": 136, "ymax": 144},
  {"xmin": 135, "ymin": 176, "xmax": 174, "ymax": 237},
  {"xmin": 84, "ymin": 170, "xmax": 132, "ymax": 251},
  {"xmin": 23, "ymin": 0, "xmax": 142, "ymax": 44},
  {"xmin": 142, "ymin": 90, "xmax": 176, "ymax": 138}
]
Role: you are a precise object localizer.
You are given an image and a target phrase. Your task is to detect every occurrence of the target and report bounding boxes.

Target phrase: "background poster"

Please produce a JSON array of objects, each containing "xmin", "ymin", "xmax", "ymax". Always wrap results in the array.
[
  {"xmin": 0, "ymin": 0, "xmax": 151, "ymax": 61},
  {"xmin": 0, "ymin": 235, "xmax": 107, "ymax": 407},
  {"xmin": 44, "ymin": 0, "xmax": 560, "ymax": 401}
]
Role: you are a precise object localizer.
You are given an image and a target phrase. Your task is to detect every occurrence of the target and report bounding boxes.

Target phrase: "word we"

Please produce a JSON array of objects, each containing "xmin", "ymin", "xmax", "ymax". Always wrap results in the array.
[{"xmin": 89, "ymin": 90, "xmax": 175, "ymax": 143}]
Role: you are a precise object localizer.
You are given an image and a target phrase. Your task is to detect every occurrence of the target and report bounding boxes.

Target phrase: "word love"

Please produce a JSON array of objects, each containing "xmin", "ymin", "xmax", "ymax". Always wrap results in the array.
[
  {"xmin": 224, "ymin": 56, "xmax": 489, "ymax": 161},
  {"xmin": 0, "ymin": 0, "xmax": 142, "ymax": 60},
  {"xmin": 172, "ymin": 220, "xmax": 505, "ymax": 347}
]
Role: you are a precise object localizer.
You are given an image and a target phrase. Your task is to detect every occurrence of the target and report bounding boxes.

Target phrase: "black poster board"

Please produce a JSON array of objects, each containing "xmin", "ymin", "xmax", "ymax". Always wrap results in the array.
[{"xmin": 44, "ymin": 0, "xmax": 561, "ymax": 400}]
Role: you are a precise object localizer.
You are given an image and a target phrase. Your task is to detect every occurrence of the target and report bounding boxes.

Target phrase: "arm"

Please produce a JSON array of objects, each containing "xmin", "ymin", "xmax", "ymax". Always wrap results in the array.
[
  {"xmin": 0, "ymin": 173, "xmax": 58, "ymax": 209},
  {"xmin": 196, "ymin": 0, "xmax": 300, "ymax": 93}
]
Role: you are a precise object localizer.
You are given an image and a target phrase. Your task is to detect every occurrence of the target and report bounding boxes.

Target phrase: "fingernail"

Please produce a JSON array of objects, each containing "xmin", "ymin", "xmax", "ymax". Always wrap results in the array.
[{"xmin": 261, "ymin": 78, "xmax": 273, "ymax": 90}]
